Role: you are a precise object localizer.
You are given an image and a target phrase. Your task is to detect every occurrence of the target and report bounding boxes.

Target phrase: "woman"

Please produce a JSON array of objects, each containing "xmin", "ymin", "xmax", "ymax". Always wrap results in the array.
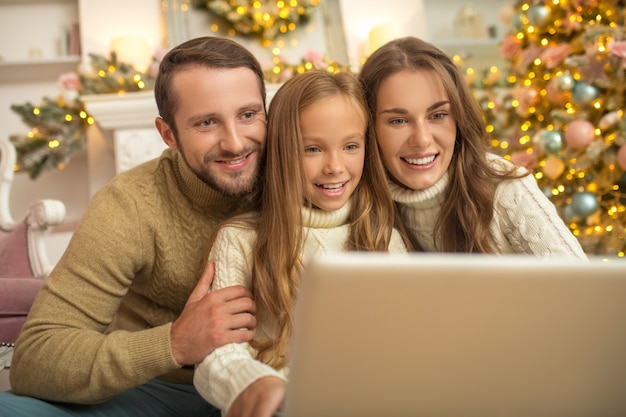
[{"xmin": 359, "ymin": 36, "xmax": 586, "ymax": 257}]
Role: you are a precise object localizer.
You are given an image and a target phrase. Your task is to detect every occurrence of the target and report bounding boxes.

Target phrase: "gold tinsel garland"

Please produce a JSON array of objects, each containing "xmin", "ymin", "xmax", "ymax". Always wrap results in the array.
[{"xmin": 192, "ymin": 0, "xmax": 320, "ymax": 41}]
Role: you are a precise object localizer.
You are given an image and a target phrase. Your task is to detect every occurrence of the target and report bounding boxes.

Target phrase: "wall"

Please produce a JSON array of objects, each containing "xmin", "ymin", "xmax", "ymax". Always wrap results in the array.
[
  {"xmin": 339, "ymin": 0, "xmax": 426, "ymax": 68},
  {"xmin": 340, "ymin": 0, "xmax": 513, "ymax": 69},
  {"xmin": 77, "ymin": 0, "xmax": 165, "ymax": 64},
  {"xmin": 1, "ymin": 0, "xmax": 165, "ymax": 221}
]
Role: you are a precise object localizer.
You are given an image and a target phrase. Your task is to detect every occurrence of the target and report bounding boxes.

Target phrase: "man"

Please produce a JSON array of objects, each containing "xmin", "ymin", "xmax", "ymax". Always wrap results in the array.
[{"xmin": 0, "ymin": 36, "xmax": 266, "ymax": 416}]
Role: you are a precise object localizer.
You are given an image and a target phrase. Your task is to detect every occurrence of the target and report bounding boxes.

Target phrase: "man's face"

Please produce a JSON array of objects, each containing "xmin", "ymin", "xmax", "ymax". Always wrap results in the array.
[{"xmin": 164, "ymin": 66, "xmax": 267, "ymax": 197}]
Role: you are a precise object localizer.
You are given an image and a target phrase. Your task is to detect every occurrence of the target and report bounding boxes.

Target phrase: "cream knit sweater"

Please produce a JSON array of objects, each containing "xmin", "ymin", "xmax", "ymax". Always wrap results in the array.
[
  {"xmin": 194, "ymin": 202, "xmax": 408, "ymax": 413},
  {"xmin": 389, "ymin": 155, "xmax": 586, "ymax": 258},
  {"xmin": 10, "ymin": 149, "xmax": 244, "ymax": 404}
]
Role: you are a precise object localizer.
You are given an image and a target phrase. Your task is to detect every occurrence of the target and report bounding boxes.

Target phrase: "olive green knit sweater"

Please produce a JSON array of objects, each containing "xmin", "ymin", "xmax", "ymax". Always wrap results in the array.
[{"xmin": 10, "ymin": 149, "xmax": 243, "ymax": 404}]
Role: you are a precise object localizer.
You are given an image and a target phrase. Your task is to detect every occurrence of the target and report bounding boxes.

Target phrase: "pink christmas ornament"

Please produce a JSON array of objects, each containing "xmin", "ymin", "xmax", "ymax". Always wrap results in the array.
[
  {"xmin": 564, "ymin": 119, "xmax": 596, "ymax": 149},
  {"xmin": 617, "ymin": 144, "xmax": 626, "ymax": 171}
]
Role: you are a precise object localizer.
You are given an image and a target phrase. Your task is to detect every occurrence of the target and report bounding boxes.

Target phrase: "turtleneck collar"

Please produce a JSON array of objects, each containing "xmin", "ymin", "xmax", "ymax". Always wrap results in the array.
[
  {"xmin": 301, "ymin": 200, "xmax": 352, "ymax": 229},
  {"xmin": 171, "ymin": 150, "xmax": 242, "ymax": 210},
  {"xmin": 388, "ymin": 172, "xmax": 449, "ymax": 209}
]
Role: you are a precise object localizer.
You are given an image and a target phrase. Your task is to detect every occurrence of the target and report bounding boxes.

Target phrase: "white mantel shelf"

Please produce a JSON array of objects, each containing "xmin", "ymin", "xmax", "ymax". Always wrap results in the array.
[{"xmin": 81, "ymin": 90, "xmax": 157, "ymax": 130}]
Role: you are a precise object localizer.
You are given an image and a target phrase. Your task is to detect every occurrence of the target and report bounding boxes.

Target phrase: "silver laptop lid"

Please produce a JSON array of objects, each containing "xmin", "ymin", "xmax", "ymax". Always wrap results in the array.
[{"xmin": 282, "ymin": 253, "xmax": 626, "ymax": 417}]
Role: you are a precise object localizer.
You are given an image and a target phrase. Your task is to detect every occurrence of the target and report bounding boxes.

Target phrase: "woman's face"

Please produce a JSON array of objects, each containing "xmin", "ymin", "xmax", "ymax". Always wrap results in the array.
[{"xmin": 374, "ymin": 69, "xmax": 457, "ymax": 191}]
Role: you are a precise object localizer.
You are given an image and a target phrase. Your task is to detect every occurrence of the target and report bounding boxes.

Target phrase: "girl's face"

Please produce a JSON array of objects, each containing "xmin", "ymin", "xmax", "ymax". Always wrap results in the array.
[
  {"xmin": 374, "ymin": 69, "xmax": 457, "ymax": 191},
  {"xmin": 300, "ymin": 94, "xmax": 366, "ymax": 211}
]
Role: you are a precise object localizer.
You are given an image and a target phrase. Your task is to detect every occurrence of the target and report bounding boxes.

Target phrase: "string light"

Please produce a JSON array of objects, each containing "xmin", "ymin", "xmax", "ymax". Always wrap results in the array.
[{"xmin": 470, "ymin": 0, "xmax": 626, "ymax": 256}]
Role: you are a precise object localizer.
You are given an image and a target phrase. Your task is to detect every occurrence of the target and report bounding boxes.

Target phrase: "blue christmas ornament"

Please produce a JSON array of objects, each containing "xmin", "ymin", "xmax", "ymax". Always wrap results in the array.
[
  {"xmin": 572, "ymin": 81, "xmax": 599, "ymax": 106},
  {"xmin": 570, "ymin": 191, "xmax": 599, "ymax": 217},
  {"xmin": 539, "ymin": 130, "xmax": 563, "ymax": 154}
]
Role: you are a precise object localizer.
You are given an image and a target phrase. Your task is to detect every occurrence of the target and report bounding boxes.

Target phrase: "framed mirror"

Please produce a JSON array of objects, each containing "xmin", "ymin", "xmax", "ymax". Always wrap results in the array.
[{"xmin": 163, "ymin": 0, "xmax": 350, "ymax": 70}]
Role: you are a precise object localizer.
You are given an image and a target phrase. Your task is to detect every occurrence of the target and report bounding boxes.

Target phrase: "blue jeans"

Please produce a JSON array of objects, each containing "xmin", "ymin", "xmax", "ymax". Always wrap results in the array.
[{"xmin": 0, "ymin": 379, "xmax": 220, "ymax": 417}]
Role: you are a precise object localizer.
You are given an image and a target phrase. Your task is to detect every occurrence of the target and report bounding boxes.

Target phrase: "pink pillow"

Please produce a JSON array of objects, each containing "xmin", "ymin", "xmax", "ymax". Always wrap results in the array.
[
  {"xmin": 0, "ymin": 278, "xmax": 43, "ymax": 344},
  {"xmin": 0, "ymin": 222, "xmax": 32, "ymax": 278},
  {"xmin": 0, "ymin": 278, "xmax": 43, "ymax": 317}
]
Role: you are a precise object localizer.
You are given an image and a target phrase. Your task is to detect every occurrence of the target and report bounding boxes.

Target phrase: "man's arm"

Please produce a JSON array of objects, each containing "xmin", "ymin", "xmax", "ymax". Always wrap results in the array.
[
  {"xmin": 10, "ymin": 185, "xmax": 162, "ymax": 403},
  {"xmin": 9, "ymin": 183, "xmax": 256, "ymax": 403}
]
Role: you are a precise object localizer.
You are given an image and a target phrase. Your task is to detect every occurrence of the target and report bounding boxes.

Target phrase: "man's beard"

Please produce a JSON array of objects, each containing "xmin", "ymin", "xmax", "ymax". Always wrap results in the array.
[
  {"xmin": 180, "ymin": 145, "xmax": 264, "ymax": 198},
  {"xmin": 194, "ymin": 163, "xmax": 260, "ymax": 198}
]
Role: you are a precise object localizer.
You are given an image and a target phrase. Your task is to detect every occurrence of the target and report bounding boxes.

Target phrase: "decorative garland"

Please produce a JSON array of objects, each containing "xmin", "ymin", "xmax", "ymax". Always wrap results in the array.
[
  {"xmin": 10, "ymin": 53, "xmax": 155, "ymax": 179},
  {"xmin": 192, "ymin": 0, "xmax": 320, "ymax": 41}
]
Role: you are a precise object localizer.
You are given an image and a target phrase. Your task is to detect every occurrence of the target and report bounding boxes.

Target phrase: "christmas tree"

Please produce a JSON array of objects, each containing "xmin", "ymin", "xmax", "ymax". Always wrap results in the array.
[{"xmin": 485, "ymin": 0, "xmax": 626, "ymax": 257}]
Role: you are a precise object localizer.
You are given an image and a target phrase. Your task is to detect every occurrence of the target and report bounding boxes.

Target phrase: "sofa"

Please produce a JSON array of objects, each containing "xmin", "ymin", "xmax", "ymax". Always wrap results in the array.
[{"xmin": 0, "ymin": 140, "xmax": 65, "ymax": 344}]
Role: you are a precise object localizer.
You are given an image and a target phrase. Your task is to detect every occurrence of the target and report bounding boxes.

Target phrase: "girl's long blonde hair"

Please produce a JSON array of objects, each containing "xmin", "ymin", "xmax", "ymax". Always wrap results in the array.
[{"xmin": 250, "ymin": 70, "xmax": 412, "ymax": 368}]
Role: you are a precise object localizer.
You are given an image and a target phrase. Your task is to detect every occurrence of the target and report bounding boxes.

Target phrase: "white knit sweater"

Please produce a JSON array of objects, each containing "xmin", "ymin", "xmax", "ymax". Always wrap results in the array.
[
  {"xmin": 388, "ymin": 155, "xmax": 586, "ymax": 258},
  {"xmin": 193, "ymin": 202, "xmax": 408, "ymax": 413}
]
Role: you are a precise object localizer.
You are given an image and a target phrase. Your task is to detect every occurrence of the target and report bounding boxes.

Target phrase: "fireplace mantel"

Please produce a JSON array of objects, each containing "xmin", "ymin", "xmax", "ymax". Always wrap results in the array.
[
  {"xmin": 82, "ymin": 91, "xmax": 166, "ymax": 176},
  {"xmin": 81, "ymin": 90, "xmax": 158, "ymax": 130}
]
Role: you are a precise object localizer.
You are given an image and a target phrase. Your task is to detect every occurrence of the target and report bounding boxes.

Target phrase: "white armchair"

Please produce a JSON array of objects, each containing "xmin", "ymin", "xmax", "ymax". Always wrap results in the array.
[{"xmin": 0, "ymin": 140, "xmax": 66, "ymax": 343}]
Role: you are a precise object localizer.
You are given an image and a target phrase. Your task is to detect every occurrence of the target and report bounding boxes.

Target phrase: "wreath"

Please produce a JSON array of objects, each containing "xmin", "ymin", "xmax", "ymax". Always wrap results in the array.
[{"xmin": 193, "ymin": 0, "xmax": 320, "ymax": 41}]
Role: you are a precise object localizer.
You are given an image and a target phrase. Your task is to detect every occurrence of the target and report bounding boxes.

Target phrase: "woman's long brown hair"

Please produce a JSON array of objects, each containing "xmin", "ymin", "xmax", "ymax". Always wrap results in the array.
[{"xmin": 359, "ymin": 36, "xmax": 525, "ymax": 253}]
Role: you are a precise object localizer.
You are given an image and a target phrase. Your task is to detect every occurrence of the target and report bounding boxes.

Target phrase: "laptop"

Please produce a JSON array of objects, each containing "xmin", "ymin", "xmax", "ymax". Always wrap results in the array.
[{"xmin": 280, "ymin": 252, "xmax": 626, "ymax": 417}]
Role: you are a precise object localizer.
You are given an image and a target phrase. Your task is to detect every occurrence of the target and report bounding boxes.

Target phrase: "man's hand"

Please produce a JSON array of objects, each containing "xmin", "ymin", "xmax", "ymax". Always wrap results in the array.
[
  {"xmin": 170, "ymin": 262, "xmax": 257, "ymax": 365},
  {"xmin": 227, "ymin": 377, "xmax": 286, "ymax": 417}
]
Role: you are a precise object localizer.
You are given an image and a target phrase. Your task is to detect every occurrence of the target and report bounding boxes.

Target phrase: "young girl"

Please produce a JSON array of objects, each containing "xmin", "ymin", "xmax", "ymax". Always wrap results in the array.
[
  {"xmin": 359, "ymin": 36, "xmax": 586, "ymax": 257},
  {"xmin": 193, "ymin": 70, "xmax": 411, "ymax": 416}
]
